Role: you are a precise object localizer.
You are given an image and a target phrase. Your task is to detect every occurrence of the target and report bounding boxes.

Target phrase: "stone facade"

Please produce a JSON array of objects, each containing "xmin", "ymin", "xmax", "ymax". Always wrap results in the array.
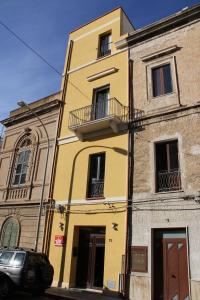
[
  {"xmin": 126, "ymin": 5, "xmax": 200, "ymax": 300},
  {"xmin": 0, "ymin": 92, "xmax": 62, "ymax": 252}
]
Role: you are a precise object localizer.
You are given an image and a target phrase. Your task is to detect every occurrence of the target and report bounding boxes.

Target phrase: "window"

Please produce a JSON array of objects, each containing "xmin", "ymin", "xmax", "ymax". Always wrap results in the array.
[
  {"xmin": 155, "ymin": 140, "xmax": 181, "ymax": 192},
  {"xmin": 98, "ymin": 32, "xmax": 111, "ymax": 58},
  {"xmin": 0, "ymin": 251, "xmax": 14, "ymax": 265},
  {"xmin": 152, "ymin": 64, "xmax": 173, "ymax": 97},
  {"xmin": 12, "ymin": 138, "xmax": 32, "ymax": 186},
  {"xmin": 1, "ymin": 218, "xmax": 20, "ymax": 248},
  {"xmin": 13, "ymin": 252, "xmax": 25, "ymax": 267},
  {"xmin": 87, "ymin": 153, "xmax": 105, "ymax": 198}
]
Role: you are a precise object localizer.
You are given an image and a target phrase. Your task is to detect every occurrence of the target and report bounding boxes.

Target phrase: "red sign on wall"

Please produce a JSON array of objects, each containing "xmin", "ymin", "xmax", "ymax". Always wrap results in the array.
[{"xmin": 54, "ymin": 235, "xmax": 65, "ymax": 246}]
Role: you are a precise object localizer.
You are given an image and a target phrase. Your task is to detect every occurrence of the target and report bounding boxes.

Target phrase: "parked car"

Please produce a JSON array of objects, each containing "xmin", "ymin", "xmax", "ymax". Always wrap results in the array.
[{"xmin": 0, "ymin": 247, "xmax": 54, "ymax": 298}]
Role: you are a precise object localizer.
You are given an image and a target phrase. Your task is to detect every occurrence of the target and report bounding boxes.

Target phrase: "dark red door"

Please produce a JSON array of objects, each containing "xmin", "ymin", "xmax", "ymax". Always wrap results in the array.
[{"xmin": 163, "ymin": 238, "xmax": 189, "ymax": 300}]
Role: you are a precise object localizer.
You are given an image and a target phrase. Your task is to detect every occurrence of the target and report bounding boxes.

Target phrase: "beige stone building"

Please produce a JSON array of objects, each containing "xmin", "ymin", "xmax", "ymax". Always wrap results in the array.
[
  {"xmin": 117, "ymin": 3, "xmax": 200, "ymax": 300},
  {"xmin": 0, "ymin": 92, "xmax": 62, "ymax": 252}
]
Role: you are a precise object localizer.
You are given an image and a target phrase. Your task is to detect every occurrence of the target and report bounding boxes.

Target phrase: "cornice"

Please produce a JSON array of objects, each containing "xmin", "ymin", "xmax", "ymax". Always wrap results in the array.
[
  {"xmin": 116, "ymin": 4, "xmax": 200, "ymax": 49},
  {"xmin": 1, "ymin": 99, "xmax": 63, "ymax": 127}
]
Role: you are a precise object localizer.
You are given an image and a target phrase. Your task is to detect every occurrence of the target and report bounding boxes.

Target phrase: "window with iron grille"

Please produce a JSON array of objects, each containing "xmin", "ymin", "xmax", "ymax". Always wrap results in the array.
[
  {"xmin": 98, "ymin": 32, "xmax": 111, "ymax": 58},
  {"xmin": 87, "ymin": 153, "xmax": 105, "ymax": 198},
  {"xmin": 155, "ymin": 140, "xmax": 181, "ymax": 192},
  {"xmin": 152, "ymin": 64, "xmax": 173, "ymax": 97}
]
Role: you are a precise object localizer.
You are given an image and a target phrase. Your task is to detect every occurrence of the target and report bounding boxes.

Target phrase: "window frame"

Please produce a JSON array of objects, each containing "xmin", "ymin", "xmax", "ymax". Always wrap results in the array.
[
  {"xmin": 154, "ymin": 139, "xmax": 181, "ymax": 193},
  {"xmin": 98, "ymin": 31, "xmax": 112, "ymax": 58},
  {"xmin": 146, "ymin": 56, "xmax": 178, "ymax": 102},
  {"xmin": 151, "ymin": 63, "xmax": 173, "ymax": 98},
  {"xmin": 12, "ymin": 149, "xmax": 31, "ymax": 186},
  {"xmin": 92, "ymin": 85, "xmax": 110, "ymax": 120},
  {"xmin": 0, "ymin": 217, "xmax": 20, "ymax": 248},
  {"xmin": 12, "ymin": 137, "xmax": 33, "ymax": 187},
  {"xmin": 86, "ymin": 152, "xmax": 106, "ymax": 199}
]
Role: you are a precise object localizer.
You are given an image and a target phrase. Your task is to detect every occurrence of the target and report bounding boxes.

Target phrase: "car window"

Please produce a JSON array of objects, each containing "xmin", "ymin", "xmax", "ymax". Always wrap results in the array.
[
  {"xmin": 0, "ymin": 251, "xmax": 14, "ymax": 265},
  {"xmin": 13, "ymin": 252, "xmax": 25, "ymax": 267}
]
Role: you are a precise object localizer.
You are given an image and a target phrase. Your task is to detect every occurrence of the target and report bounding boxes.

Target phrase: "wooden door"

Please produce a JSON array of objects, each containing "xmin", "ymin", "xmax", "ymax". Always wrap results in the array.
[
  {"xmin": 163, "ymin": 238, "xmax": 189, "ymax": 300},
  {"xmin": 87, "ymin": 234, "xmax": 105, "ymax": 289},
  {"xmin": 76, "ymin": 230, "xmax": 105, "ymax": 289}
]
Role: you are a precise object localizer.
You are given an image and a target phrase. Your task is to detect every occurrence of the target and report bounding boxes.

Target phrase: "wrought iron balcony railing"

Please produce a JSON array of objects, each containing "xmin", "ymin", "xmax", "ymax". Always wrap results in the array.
[
  {"xmin": 87, "ymin": 179, "xmax": 104, "ymax": 198},
  {"xmin": 69, "ymin": 98, "xmax": 128, "ymax": 129},
  {"xmin": 157, "ymin": 169, "xmax": 181, "ymax": 192}
]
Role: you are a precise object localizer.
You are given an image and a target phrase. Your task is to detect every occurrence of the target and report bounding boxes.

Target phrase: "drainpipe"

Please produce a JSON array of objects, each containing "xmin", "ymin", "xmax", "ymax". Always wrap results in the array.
[
  {"xmin": 42, "ymin": 40, "xmax": 74, "ymax": 255},
  {"xmin": 124, "ymin": 57, "xmax": 134, "ymax": 298}
]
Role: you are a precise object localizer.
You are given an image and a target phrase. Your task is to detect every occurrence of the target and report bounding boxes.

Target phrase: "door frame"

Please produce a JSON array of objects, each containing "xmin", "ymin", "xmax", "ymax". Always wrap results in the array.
[
  {"xmin": 92, "ymin": 85, "xmax": 110, "ymax": 120},
  {"xmin": 75, "ymin": 227, "xmax": 106, "ymax": 290},
  {"xmin": 87, "ymin": 233, "xmax": 105, "ymax": 289},
  {"xmin": 151, "ymin": 227, "xmax": 191, "ymax": 300}
]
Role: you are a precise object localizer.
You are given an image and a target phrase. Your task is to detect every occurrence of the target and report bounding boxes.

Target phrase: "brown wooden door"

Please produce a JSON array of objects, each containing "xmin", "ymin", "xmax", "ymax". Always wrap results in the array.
[
  {"xmin": 163, "ymin": 238, "xmax": 189, "ymax": 300},
  {"xmin": 87, "ymin": 234, "xmax": 105, "ymax": 289},
  {"xmin": 76, "ymin": 229, "xmax": 105, "ymax": 289}
]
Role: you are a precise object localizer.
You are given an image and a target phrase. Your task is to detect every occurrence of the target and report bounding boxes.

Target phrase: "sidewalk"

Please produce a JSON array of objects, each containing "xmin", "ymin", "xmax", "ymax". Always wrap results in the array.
[{"xmin": 46, "ymin": 287, "xmax": 124, "ymax": 300}]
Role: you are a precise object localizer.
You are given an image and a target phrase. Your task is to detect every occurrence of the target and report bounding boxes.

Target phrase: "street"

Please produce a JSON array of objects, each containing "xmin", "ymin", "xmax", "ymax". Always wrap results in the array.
[{"xmin": 9, "ymin": 292, "xmax": 58, "ymax": 300}]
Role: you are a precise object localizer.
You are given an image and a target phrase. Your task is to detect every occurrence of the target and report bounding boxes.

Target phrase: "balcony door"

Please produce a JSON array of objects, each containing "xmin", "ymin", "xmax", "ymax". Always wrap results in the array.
[
  {"xmin": 87, "ymin": 153, "xmax": 105, "ymax": 199},
  {"xmin": 93, "ymin": 86, "xmax": 110, "ymax": 120},
  {"xmin": 155, "ymin": 140, "xmax": 181, "ymax": 192}
]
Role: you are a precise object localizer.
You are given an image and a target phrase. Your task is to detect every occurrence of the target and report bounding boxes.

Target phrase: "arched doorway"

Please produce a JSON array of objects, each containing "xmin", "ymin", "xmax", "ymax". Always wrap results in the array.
[{"xmin": 1, "ymin": 217, "xmax": 20, "ymax": 247}]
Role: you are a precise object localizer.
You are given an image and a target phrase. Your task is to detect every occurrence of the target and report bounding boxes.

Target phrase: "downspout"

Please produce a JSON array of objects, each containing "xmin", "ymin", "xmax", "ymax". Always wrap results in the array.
[
  {"xmin": 43, "ymin": 40, "xmax": 74, "ymax": 256},
  {"xmin": 124, "ymin": 55, "xmax": 134, "ymax": 298},
  {"xmin": 43, "ymin": 99, "xmax": 63, "ymax": 254}
]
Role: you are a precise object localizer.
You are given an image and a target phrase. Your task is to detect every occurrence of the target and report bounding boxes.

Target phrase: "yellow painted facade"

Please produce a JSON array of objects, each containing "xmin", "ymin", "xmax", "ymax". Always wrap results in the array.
[{"xmin": 49, "ymin": 8, "xmax": 134, "ymax": 293}]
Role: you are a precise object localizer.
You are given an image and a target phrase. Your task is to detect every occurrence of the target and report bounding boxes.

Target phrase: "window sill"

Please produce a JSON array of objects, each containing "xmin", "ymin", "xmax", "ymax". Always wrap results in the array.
[
  {"xmin": 151, "ymin": 91, "xmax": 174, "ymax": 100},
  {"xmin": 97, "ymin": 52, "xmax": 111, "ymax": 60},
  {"xmin": 86, "ymin": 196, "xmax": 105, "ymax": 200},
  {"xmin": 154, "ymin": 189, "xmax": 184, "ymax": 195}
]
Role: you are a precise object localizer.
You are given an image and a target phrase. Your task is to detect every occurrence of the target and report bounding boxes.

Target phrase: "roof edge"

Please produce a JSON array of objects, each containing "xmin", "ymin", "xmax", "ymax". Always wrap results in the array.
[
  {"xmin": 69, "ymin": 6, "xmax": 125, "ymax": 35},
  {"xmin": 116, "ymin": 3, "xmax": 200, "ymax": 49}
]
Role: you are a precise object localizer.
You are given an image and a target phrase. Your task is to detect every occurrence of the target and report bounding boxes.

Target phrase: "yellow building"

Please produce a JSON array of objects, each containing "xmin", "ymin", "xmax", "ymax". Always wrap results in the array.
[{"xmin": 49, "ymin": 7, "xmax": 134, "ymax": 295}]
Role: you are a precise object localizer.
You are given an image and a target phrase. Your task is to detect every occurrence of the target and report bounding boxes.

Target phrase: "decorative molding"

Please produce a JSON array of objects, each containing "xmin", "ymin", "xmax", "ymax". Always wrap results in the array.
[
  {"xmin": 55, "ymin": 196, "xmax": 126, "ymax": 206},
  {"xmin": 67, "ymin": 47, "xmax": 128, "ymax": 75},
  {"xmin": 87, "ymin": 67, "xmax": 118, "ymax": 82},
  {"xmin": 141, "ymin": 45, "xmax": 181, "ymax": 62},
  {"xmin": 73, "ymin": 17, "xmax": 120, "ymax": 42},
  {"xmin": 57, "ymin": 135, "xmax": 78, "ymax": 145}
]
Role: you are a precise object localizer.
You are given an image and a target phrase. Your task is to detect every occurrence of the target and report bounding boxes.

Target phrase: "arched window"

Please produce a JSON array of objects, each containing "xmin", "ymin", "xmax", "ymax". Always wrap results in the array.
[
  {"xmin": 1, "ymin": 218, "xmax": 20, "ymax": 247},
  {"xmin": 12, "ymin": 137, "xmax": 32, "ymax": 186}
]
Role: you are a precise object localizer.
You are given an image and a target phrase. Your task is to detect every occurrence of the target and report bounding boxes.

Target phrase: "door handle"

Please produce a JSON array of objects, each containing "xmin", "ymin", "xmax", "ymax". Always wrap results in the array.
[{"xmin": 171, "ymin": 274, "xmax": 176, "ymax": 278}]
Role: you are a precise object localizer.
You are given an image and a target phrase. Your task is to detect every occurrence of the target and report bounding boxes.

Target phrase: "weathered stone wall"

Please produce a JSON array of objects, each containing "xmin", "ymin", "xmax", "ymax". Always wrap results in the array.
[
  {"xmin": 0, "ymin": 93, "xmax": 61, "ymax": 251},
  {"xmin": 129, "ymin": 16, "xmax": 200, "ymax": 300},
  {"xmin": 130, "ymin": 21, "xmax": 200, "ymax": 113}
]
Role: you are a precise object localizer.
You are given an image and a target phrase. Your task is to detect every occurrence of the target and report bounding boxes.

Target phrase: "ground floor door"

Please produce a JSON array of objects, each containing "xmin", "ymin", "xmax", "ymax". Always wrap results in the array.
[
  {"xmin": 154, "ymin": 229, "xmax": 189, "ymax": 300},
  {"xmin": 76, "ymin": 227, "xmax": 105, "ymax": 289}
]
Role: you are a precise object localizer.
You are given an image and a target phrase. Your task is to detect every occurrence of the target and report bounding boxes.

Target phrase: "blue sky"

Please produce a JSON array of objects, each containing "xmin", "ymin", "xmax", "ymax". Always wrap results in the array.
[{"xmin": 0, "ymin": 0, "xmax": 199, "ymax": 128}]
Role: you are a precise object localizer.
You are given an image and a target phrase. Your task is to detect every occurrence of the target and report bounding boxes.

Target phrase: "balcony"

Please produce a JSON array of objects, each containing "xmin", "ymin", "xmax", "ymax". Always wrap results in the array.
[
  {"xmin": 157, "ymin": 169, "xmax": 181, "ymax": 192},
  {"xmin": 6, "ymin": 186, "xmax": 29, "ymax": 200},
  {"xmin": 68, "ymin": 98, "xmax": 129, "ymax": 140}
]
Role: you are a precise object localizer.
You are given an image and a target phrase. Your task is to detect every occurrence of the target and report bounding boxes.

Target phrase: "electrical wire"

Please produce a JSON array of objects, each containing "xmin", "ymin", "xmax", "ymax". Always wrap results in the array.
[
  {"xmin": 0, "ymin": 19, "xmax": 62, "ymax": 77},
  {"xmin": 0, "ymin": 19, "xmax": 92, "ymax": 105}
]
